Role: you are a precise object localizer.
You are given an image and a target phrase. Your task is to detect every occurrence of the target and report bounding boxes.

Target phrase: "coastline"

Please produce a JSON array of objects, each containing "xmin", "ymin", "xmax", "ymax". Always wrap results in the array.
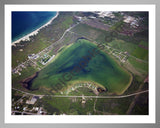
[{"xmin": 12, "ymin": 12, "xmax": 59, "ymax": 46}]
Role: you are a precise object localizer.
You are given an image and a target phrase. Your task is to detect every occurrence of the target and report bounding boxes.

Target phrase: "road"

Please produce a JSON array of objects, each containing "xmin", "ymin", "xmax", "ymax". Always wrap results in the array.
[
  {"xmin": 12, "ymin": 22, "xmax": 79, "ymax": 73},
  {"xmin": 12, "ymin": 88, "xmax": 44, "ymax": 97},
  {"xmin": 50, "ymin": 90, "xmax": 148, "ymax": 99},
  {"xmin": 126, "ymin": 83, "xmax": 147, "ymax": 114},
  {"xmin": 12, "ymin": 21, "xmax": 149, "ymax": 100},
  {"xmin": 58, "ymin": 23, "xmax": 79, "ymax": 41},
  {"xmin": 69, "ymin": 30, "xmax": 148, "ymax": 64},
  {"xmin": 12, "ymin": 88, "xmax": 148, "ymax": 99}
]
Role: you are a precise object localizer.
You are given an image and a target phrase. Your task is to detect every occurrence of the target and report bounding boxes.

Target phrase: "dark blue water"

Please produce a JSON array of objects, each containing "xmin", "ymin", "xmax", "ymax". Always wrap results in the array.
[{"xmin": 12, "ymin": 11, "xmax": 57, "ymax": 42}]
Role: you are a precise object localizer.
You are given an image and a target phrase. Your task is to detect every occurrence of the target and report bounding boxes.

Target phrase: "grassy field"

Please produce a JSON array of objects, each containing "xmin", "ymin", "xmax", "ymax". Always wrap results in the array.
[
  {"xmin": 38, "ymin": 96, "xmax": 95, "ymax": 115},
  {"xmin": 95, "ymin": 96, "xmax": 134, "ymax": 115},
  {"xmin": 12, "ymin": 65, "xmax": 38, "ymax": 89},
  {"xmin": 38, "ymin": 94, "xmax": 134, "ymax": 115},
  {"xmin": 31, "ymin": 39, "xmax": 132, "ymax": 95},
  {"xmin": 128, "ymin": 57, "xmax": 148, "ymax": 73},
  {"xmin": 72, "ymin": 23, "xmax": 109, "ymax": 43},
  {"xmin": 108, "ymin": 39, "xmax": 148, "ymax": 61},
  {"xmin": 130, "ymin": 92, "xmax": 148, "ymax": 115},
  {"xmin": 131, "ymin": 47, "xmax": 148, "ymax": 60},
  {"xmin": 72, "ymin": 23, "xmax": 148, "ymax": 61},
  {"xmin": 36, "ymin": 94, "xmax": 135, "ymax": 115}
]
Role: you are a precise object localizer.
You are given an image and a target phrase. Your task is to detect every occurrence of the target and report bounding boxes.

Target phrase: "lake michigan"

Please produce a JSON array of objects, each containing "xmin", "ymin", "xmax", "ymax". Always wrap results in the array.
[{"xmin": 12, "ymin": 11, "xmax": 57, "ymax": 43}]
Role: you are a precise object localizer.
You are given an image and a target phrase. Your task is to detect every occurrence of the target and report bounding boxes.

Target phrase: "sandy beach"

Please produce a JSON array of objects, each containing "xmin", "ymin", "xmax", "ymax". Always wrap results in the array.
[{"xmin": 12, "ymin": 12, "xmax": 59, "ymax": 46}]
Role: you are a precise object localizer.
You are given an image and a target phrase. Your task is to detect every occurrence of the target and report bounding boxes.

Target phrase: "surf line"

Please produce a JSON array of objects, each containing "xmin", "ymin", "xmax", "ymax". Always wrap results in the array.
[{"xmin": 12, "ymin": 12, "xmax": 59, "ymax": 46}]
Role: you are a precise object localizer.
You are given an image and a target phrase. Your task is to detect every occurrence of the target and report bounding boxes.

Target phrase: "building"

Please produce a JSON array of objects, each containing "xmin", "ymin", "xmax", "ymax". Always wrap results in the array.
[
  {"xmin": 26, "ymin": 96, "xmax": 39, "ymax": 104},
  {"xmin": 28, "ymin": 54, "xmax": 35, "ymax": 59}
]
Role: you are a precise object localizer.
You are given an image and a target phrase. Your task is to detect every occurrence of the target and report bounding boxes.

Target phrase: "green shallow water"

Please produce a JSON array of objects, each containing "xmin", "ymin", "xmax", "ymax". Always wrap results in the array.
[{"xmin": 32, "ymin": 39, "xmax": 131, "ymax": 94}]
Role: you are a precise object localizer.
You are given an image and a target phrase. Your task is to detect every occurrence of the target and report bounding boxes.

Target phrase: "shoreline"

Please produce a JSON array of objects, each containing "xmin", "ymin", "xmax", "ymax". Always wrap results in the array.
[{"xmin": 12, "ymin": 12, "xmax": 59, "ymax": 46}]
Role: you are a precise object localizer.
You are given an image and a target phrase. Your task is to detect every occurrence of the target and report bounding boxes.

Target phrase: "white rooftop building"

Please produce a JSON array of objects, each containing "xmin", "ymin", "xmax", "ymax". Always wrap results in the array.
[{"xmin": 96, "ymin": 11, "xmax": 115, "ymax": 18}]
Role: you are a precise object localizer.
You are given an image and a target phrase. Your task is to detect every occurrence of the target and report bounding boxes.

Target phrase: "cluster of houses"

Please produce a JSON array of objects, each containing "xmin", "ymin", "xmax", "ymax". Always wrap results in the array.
[
  {"xmin": 65, "ymin": 82, "xmax": 97, "ymax": 95},
  {"xmin": 12, "ymin": 63, "xmax": 26, "ymax": 75},
  {"xmin": 13, "ymin": 95, "xmax": 47, "ymax": 115},
  {"xmin": 26, "ymin": 96, "xmax": 39, "ymax": 104},
  {"xmin": 28, "ymin": 53, "xmax": 39, "ymax": 60},
  {"xmin": 123, "ymin": 16, "xmax": 139, "ymax": 28},
  {"xmin": 95, "ymin": 11, "xmax": 115, "ymax": 18}
]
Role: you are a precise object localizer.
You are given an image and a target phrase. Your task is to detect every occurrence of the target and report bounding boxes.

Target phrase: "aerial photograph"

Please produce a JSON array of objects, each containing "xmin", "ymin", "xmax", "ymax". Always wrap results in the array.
[{"xmin": 11, "ymin": 11, "xmax": 149, "ymax": 115}]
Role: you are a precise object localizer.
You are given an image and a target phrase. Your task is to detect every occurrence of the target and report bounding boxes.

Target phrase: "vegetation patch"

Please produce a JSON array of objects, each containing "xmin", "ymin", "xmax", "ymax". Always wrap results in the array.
[{"xmin": 31, "ymin": 39, "xmax": 132, "ymax": 95}]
